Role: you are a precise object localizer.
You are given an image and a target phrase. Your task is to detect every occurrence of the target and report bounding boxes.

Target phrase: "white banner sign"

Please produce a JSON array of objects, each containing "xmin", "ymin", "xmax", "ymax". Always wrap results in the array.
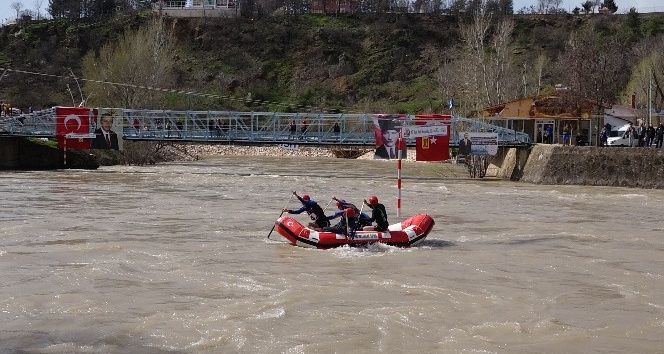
[
  {"xmin": 461, "ymin": 132, "xmax": 499, "ymax": 156},
  {"xmin": 403, "ymin": 125, "xmax": 448, "ymax": 138}
]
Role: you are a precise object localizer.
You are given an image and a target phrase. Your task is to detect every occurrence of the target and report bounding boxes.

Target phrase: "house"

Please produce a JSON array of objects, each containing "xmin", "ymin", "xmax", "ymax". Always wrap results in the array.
[
  {"xmin": 310, "ymin": 0, "xmax": 358, "ymax": 14},
  {"xmin": 154, "ymin": 0, "xmax": 239, "ymax": 18},
  {"xmin": 479, "ymin": 94, "xmax": 639, "ymax": 145}
]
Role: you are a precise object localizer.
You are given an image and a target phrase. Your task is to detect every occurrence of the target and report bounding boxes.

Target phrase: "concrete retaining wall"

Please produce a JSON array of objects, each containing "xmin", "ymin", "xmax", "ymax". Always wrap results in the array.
[{"xmin": 518, "ymin": 145, "xmax": 664, "ymax": 189}]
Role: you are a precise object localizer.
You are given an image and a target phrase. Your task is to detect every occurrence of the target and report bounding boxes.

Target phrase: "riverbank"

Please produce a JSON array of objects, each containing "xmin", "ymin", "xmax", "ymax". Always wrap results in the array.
[
  {"xmin": 152, "ymin": 142, "xmax": 417, "ymax": 161},
  {"xmin": 6, "ymin": 138, "xmax": 664, "ymax": 189}
]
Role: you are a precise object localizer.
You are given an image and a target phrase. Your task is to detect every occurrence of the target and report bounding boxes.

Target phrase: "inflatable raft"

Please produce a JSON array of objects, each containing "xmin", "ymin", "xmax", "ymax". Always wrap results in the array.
[{"xmin": 274, "ymin": 214, "xmax": 435, "ymax": 249}]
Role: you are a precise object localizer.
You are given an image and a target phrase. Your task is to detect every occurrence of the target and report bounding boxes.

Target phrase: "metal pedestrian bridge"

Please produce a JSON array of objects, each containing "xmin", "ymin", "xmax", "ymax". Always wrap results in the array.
[{"xmin": 0, "ymin": 107, "xmax": 531, "ymax": 147}]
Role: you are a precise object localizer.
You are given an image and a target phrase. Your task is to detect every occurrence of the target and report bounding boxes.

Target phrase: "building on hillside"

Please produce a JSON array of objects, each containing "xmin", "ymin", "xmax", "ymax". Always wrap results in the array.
[
  {"xmin": 310, "ymin": 0, "xmax": 358, "ymax": 14},
  {"xmin": 154, "ymin": 0, "xmax": 239, "ymax": 18},
  {"xmin": 479, "ymin": 95, "xmax": 644, "ymax": 146}
]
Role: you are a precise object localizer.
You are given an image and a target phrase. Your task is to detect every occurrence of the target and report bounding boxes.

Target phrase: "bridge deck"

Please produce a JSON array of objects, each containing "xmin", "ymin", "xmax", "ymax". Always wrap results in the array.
[{"xmin": 0, "ymin": 108, "xmax": 531, "ymax": 148}]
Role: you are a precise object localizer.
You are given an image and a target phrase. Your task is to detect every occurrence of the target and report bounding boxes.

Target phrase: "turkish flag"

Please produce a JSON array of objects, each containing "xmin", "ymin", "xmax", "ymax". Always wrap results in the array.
[
  {"xmin": 414, "ymin": 114, "xmax": 451, "ymax": 162},
  {"xmin": 56, "ymin": 107, "xmax": 93, "ymax": 150}
]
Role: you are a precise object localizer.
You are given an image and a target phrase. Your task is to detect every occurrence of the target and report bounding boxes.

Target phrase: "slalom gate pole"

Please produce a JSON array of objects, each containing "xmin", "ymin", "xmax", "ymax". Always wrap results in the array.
[
  {"xmin": 396, "ymin": 132, "xmax": 402, "ymax": 218},
  {"xmin": 63, "ymin": 137, "xmax": 67, "ymax": 166}
]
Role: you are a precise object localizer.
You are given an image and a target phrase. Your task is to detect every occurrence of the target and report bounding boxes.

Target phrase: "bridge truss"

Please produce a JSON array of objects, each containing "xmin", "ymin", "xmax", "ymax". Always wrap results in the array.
[{"xmin": 1, "ymin": 107, "xmax": 531, "ymax": 147}]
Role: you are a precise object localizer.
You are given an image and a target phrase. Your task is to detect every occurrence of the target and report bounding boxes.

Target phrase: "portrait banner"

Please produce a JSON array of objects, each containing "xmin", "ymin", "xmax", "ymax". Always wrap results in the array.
[
  {"xmin": 373, "ymin": 114, "xmax": 407, "ymax": 160},
  {"xmin": 91, "ymin": 108, "xmax": 122, "ymax": 151}
]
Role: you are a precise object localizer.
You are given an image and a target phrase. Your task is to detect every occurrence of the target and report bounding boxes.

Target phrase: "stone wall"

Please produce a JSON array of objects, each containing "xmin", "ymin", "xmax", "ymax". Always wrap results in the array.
[
  {"xmin": 518, "ymin": 145, "xmax": 664, "ymax": 189},
  {"xmin": 0, "ymin": 137, "xmax": 99, "ymax": 170}
]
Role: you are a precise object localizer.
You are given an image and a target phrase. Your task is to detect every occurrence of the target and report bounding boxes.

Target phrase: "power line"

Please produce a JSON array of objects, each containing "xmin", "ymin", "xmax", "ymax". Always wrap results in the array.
[{"xmin": 0, "ymin": 66, "xmax": 352, "ymax": 114}]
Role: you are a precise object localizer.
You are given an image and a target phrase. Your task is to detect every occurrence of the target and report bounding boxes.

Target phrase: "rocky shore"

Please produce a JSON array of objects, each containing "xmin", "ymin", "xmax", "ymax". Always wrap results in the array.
[{"xmin": 152, "ymin": 142, "xmax": 420, "ymax": 162}]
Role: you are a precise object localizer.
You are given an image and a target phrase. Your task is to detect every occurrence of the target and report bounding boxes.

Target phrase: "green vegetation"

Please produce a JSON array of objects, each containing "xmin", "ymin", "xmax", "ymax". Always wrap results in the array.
[{"xmin": 1, "ymin": 12, "xmax": 664, "ymax": 116}]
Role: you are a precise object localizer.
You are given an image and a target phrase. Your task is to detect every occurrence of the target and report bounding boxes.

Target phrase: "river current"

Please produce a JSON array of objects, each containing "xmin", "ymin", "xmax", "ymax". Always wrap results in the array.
[{"xmin": 1, "ymin": 155, "xmax": 663, "ymax": 354}]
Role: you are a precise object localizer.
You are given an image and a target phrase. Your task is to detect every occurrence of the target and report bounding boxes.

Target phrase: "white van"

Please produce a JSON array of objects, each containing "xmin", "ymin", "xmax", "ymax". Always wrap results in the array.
[{"xmin": 606, "ymin": 124, "xmax": 632, "ymax": 147}]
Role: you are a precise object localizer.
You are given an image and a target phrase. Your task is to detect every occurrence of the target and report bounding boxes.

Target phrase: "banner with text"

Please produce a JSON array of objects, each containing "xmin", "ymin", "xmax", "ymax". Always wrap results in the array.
[{"xmin": 414, "ymin": 114, "xmax": 451, "ymax": 162}]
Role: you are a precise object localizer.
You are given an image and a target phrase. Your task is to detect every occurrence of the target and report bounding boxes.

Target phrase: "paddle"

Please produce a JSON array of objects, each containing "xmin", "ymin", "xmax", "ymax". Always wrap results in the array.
[
  {"xmin": 322, "ymin": 197, "xmax": 334, "ymax": 213},
  {"xmin": 358, "ymin": 202, "xmax": 366, "ymax": 229},
  {"xmin": 267, "ymin": 193, "xmax": 294, "ymax": 239}
]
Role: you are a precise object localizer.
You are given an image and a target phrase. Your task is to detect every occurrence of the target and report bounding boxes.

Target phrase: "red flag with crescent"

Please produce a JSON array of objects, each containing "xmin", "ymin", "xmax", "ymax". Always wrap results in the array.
[{"xmin": 56, "ymin": 106, "xmax": 93, "ymax": 149}]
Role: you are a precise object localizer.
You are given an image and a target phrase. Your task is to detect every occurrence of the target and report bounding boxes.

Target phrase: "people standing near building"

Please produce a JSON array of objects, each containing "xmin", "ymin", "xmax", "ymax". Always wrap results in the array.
[
  {"xmin": 646, "ymin": 123, "xmax": 656, "ymax": 147},
  {"xmin": 655, "ymin": 123, "xmax": 664, "ymax": 148},
  {"xmin": 545, "ymin": 125, "xmax": 554, "ymax": 144},
  {"xmin": 626, "ymin": 122, "xmax": 635, "ymax": 147},
  {"xmin": 562, "ymin": 123, "xmax": 571, "ymax": 146},
  {"xmin": 599, "ymin": 126, "xmax": 608, "ymax": 147},
  {"xmin": 637, "ymin": 123, "xmax": 646, "ymax": 147},
  {"xmin": 575, "ymin": 132, "xmax": 585, "ymax": 146}
]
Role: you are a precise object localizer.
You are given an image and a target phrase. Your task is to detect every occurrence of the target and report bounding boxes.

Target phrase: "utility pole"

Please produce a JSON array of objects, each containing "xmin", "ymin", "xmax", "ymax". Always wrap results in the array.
[{"xmin": 649, "ymin": 69, "xmax": 653, "ymax": 126}]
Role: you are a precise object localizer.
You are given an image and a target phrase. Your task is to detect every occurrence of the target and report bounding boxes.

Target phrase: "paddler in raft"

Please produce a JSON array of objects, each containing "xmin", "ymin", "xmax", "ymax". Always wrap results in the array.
[
  {"xmin": 283, "ymin": 190, "xmax": 330, "ymax": 230},
  {"xmin": 362, "ymin": 195, "xmax": 389, "ymax": 232},
  {"xmin": 331, "ymin": 196, "xmax": 371, "ymax": 227},
  {"xmin": 322, "ymin": 207, "xmax": 359, "ymax": 238}
]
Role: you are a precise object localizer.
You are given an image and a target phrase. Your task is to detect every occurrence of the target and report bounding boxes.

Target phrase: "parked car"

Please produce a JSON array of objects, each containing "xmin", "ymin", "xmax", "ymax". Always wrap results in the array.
[{"xmin": 606, "ymin": 124, "xmax": 631, "ymax": 147}]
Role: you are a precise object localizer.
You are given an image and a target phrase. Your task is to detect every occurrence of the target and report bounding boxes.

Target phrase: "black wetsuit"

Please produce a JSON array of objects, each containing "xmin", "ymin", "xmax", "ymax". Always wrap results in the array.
[{"xmin": 366, "ymin": 203, "xmax": 389, "ymax": 231}]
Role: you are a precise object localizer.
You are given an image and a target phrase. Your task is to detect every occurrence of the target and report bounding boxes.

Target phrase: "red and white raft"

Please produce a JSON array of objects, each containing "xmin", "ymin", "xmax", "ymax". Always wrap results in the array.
[{"xmin": 274, "ymin": 214, "xmax": 435, "ymax": 249}]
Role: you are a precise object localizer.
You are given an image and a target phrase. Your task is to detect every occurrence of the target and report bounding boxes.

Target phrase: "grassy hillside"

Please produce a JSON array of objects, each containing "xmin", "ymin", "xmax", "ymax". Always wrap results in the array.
[{"xmin": 0, "ymin": 11, "xmax": 662, "ymax": 114}]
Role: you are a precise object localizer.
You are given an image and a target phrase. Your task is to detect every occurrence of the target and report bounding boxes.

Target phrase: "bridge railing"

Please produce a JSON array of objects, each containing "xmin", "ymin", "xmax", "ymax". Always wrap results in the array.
[
  {"xmin": 1, "ymin": 108, "xmax": 531, "ymax": 146},
  {"xmin": 119, "ymin": 109, "xmax": 378, "ymax": 144},
  {"xmin": 0, "ymin": 107, "xmax": 57, "ymax": 136}
]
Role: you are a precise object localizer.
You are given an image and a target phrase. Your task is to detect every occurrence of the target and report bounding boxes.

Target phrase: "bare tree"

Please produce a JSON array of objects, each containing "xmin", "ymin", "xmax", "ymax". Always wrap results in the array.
[
  {"xmin": 556, "ymin": 26, "xmax": 630, "ymax": 143},
  {"xmin": 624, "ymin": 37, "xmax": 664, "ymax": 112},
  {"xmin": 450, "ymin": 8, "xmax": 520, "ymax": 115},
  {"xmin": 82, "ymin": 19, "xmax": 176, "ymax": 109},
  {"xmin": 11, "ymin": 1, "xmax": 23, "ymax": 19},
  {"xmin": 33, "ymin": 0, "xmax": 44, "ymax": 19}
]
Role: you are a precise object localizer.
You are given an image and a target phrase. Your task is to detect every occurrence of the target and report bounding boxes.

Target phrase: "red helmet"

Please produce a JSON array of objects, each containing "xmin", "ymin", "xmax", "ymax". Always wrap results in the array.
[
  {"xmin": 344, "ymin": 207, "xmax": 355, "ymax": 217},
  {"xmin": 368, "ymin": 196, "xmax": 378, "ymax": 205},
  {"xmin": 302, "ymin": 194, "xmax": 310, "ymax": 201}
]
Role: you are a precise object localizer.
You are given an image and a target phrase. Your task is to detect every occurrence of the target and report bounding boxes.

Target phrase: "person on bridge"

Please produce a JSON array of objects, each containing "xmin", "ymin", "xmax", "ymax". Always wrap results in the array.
[
  {"xmin": 300, "ymin": 119, "xmax": 308, "ymax": 140},
  {"xmin": 289, "ymin": 119, "xmax": 297, "ymax": 139},
  {"xmin": 283, "ymin": 191, "xmax": 330, "ymax": 230},
  {"xmin": 362, "ymin": 196, "xmax": 389, "ymax": 232},
  {"xmin": 91, "ymin": 113, "xmax": 119, "ymax": 150}
]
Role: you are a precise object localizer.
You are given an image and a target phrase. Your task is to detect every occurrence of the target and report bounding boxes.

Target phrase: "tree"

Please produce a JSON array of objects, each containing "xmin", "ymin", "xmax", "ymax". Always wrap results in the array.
[
  {"xmin": 556, "ymin": 25, "xmax": 630, "ymax": 144},
  {"xmin": 33, "ymin": 0, "xmax": 44, "ymax": 19},
  {"xmin": 603, "ymin": 0, "xmax": 617, "ymax": 13},
  {"xmin": 82, "ymin": 18, "xmax": 176, "ymax": 108},
  {"xmin": 624, "ymin": 38, "xmax": 664, "ymax": 114},
  {"xmin": 48, "ymin": 0, "xmax": 82, "ymax": 18},
  {"xmin": 581, "ymin": 0, "xmax": 592, "ymax": 14},
  {"xmin": 448, "ymin": 8, "xmax": 520, "ymax": 115},
  {"xmin": 11, "ymin": 1, "xmax": 23, "ymax": 19},
  {"xmin": 485, "ymin": 0, "xmax": 514, "ymax": 15}
]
